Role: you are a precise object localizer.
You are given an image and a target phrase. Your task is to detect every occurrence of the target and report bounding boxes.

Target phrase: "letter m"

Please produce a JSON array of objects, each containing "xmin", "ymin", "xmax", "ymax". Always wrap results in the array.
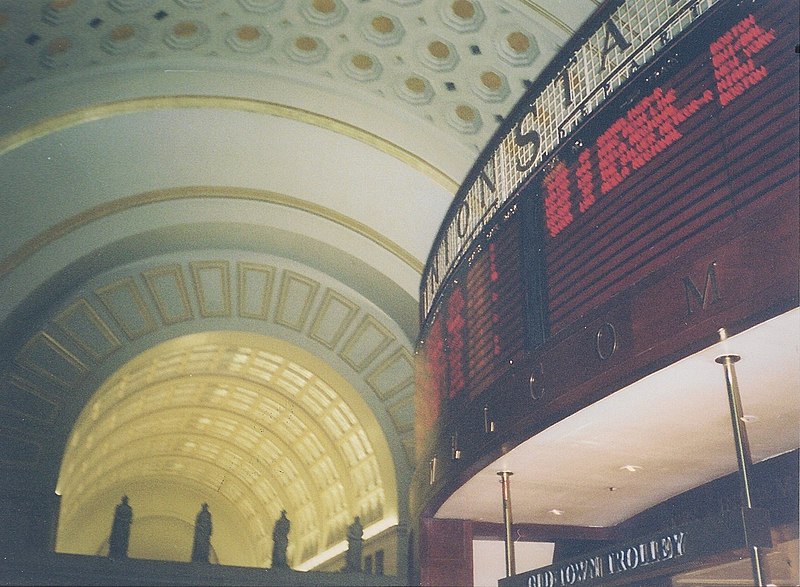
[{"xmin": 683, "ymin": 262, "xmax": 720, "ymax": 315}]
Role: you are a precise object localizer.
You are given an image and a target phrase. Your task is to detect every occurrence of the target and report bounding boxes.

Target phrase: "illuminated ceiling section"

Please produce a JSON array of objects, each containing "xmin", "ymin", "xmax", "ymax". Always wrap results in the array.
[{"xmin": 56, "ymin": 331, "xmax": 397, "ymax": 568}]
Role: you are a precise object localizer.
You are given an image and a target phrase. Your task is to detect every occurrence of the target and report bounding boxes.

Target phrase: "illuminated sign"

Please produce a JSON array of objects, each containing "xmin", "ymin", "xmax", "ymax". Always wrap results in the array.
[
  {"xmin": 542, "ymin": 13, "xmax": 774, "ymax": 238},
  {"xmin": 522, "ymin": 531, "xmax": 686, "ymax": 587},
  {"xmin": 422, "ymin": 0, "xmax": 729, "ymax": 319},
  {"xmin": 415, "ymin": 0, "xmax": 797, "ymax": 443},
  {"xmin": 416, "ymin": 208, "xmax": 525, "ymax": 419},
  {"xmin": 543, "ymin": 7, "xmax": 788, "ymax": 331}
]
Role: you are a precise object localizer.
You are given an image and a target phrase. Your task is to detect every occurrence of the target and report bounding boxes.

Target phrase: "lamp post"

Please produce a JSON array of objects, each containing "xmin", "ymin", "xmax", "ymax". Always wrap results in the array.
[
  {"xmin": 497, "ymin": 471, "xmax": 515, "ymax": 577},
  {"xmin": 715, "ymin": 328, "xmax": 766, "ymax": 586}
]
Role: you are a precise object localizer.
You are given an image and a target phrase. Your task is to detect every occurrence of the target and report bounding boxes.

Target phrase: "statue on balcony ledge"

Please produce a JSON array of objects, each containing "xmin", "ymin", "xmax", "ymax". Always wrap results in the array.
[
  {"xmin": 344, "ymin": 516, "xmax": 363, "ymax": 572},
  {"xmin": 191, "ymin": 503, "xmax": 213, "ymax": 563},
  {"xmin": 271, "ymin": 510, "xmax": 291, "ymax": 569},
  {"xmin": 108, "ymin": 495, "xmax": 133, "ymax": 560}
]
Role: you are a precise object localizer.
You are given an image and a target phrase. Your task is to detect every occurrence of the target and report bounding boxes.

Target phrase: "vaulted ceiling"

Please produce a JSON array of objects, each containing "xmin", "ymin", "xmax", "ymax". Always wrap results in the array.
[{"xmin": 0, "ymin": 0, "xmax": 598, "ymax": 569}]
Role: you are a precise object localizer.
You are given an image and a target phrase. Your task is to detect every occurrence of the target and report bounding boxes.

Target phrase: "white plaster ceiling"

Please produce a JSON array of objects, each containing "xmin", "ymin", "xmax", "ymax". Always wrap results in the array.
[
  {"xmin": 0, "ymin": 0, "xmax": 599, "ymax": 155},
  {"xmin": 437, "ymin": 308, "xmax": 800, "ymax": 528},
  {"xmin": 0, "ymin": 0, "xmax": 797, "ymax": 576},
  {"xmin": 0, "ymin": 0, "xmax": 605, "ymax": 570}
]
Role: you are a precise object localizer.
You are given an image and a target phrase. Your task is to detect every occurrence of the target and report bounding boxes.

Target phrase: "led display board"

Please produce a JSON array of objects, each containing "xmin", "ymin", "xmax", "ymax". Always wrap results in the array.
[
  {"xmin": 415, "ymin": 0, "xmax": 798, "ymax": 448},
  {"xmin": 542, "ymin": 5, "xmax": 793, "ymax": 332},
  {"xmin": 415, "ymin": 208, "xmax": 526, "ymax": 446},
  {"xmin": 420, "ymin": 0, "xmax": 733, "ymax": 320}
]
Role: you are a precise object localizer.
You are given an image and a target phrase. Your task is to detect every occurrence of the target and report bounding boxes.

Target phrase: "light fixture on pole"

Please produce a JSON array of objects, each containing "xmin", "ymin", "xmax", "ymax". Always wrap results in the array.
[
  {"xmin": 497, "ymin": 471, "xmax": 515, "ymax": 577},
  {"xmin": 715, "ymin": 327, "xmax": 769, "ymax": 587}
]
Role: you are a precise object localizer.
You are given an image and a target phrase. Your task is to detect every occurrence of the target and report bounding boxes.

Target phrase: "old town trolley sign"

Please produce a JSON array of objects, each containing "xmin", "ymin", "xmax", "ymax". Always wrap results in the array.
[{"xmin": 498, "ymin": 507, "xmax": 771, "ymax": 587}]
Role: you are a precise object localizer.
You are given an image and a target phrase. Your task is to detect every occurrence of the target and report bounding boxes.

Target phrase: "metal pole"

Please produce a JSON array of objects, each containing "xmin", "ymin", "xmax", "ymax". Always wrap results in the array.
[
  {"xmin": 497, "ymin": 471, "xmax": 515, "ymax": 577},
  {"xmin": 715, "ymin": 328, "xmax": 766, "ymax": 587}
]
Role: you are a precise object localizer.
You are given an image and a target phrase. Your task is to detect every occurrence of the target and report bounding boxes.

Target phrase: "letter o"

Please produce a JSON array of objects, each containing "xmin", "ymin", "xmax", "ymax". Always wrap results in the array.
[
  {"xmin": 625, "ymin": 546, "xmax": 639, "ymax": 569},
  {"xmin": 456, "ymin": 201, "xmax": 471, "ymax": 238},
  {"xmin": 595, "ymin": 322, "xmax": 617, "ymax": 360},
  {"xmin": 529, "ymin": 364, "xmax": 544, "ymax": 400}
]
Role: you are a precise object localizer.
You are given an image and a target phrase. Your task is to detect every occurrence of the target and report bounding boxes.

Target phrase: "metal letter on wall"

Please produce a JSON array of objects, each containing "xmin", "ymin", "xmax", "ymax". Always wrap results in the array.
[
  {"xmin": 595, "ymin": 322, "xmax": 618, "ymax": 360},
  {"xmin": 683, "ymin": 262, "xmax": 721, "ymax": 316}
]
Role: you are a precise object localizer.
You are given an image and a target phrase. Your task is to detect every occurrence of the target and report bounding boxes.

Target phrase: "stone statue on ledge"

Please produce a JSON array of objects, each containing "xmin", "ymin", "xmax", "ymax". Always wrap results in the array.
[
  {"xmin": 344, "ymin": 516, "xmax": 363, "ymax": 572},
  {"xmin": 108, "ymin": 495, "xmax": 133, "ymax": 560},
  {"xmin": 271, "ymin": 510, "xmax": 291, "ymax": 569},
  {"xmin": 191, "ymin": 503, "xmax": 213, "ymax": 563}
]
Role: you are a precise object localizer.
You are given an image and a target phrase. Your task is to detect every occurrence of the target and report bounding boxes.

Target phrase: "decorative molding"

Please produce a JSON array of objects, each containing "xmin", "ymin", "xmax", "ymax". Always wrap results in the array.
[
  {"xmin": 142, "ymin": 264, "xmax": 194, "ymax": 325},
  {"xmin": 275, "ymin": 270, "xmax": 320, "ymax": 332},
  {"xmin": 339, "ymin": 315, "xmax": 393, "ymax": 373},
  {"xmin": 0, "ymin": 185, "xmax": 425, "ymax": 280},
  {"xmin": 16, "ymin": 331, "xmax": 88, "ymax": 389},
  {"xmin": 309, "ymin": 288, "xmax": 359, "ymax": 350},
  {"xmin": 237, "ymin": 261, "xmax": 275, "ymax": 320},
  {"xmin": 95, "ymin": 277, "xmax": 158, "ymax": 339},
  {"xmin": 0, "ymin": 97, "xmax": 457, "ymax": 191},
  {"xmin": 366, "ymin": 348, "xmax": 415, "ymax": 401},
  {"xmin": 190, "ymin": 260, "xmax": 232, "ymax": 318},
  {"xmin": 54, "ymin": 298, "xmax": 122, "ymax": 361}
]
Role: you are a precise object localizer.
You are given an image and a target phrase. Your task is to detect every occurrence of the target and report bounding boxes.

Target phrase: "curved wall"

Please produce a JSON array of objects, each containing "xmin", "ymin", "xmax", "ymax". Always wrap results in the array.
[{"xmin": 414, "ymin": 0, "xmax": 799, "ymax": 536}]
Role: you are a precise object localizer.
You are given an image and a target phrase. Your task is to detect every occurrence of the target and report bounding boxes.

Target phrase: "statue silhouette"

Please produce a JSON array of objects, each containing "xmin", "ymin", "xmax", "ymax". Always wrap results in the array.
[
  {"xmin": 271, "ymin": 510, "xmax": 291, "ymax": 568},
  {"xmin": 108, "ymin": 495, "xmax": 133, "ymax": 560},
  {"xmin": 191, "ymin": 503, "xmax": 213, "ymax": 563},
  {"xmin": 344, "ymin": 516, "xmax": 363, "ymax": 572}
]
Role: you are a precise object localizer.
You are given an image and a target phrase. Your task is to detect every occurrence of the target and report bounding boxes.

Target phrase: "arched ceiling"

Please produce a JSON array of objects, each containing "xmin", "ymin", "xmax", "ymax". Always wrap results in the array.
[
  {"xmin": 57, "ymin": 331, "xmax": 398, "ymax": 567},
  {"xmin": 0, "ymin": 0, "xmax": 600, "ymax": 570}
]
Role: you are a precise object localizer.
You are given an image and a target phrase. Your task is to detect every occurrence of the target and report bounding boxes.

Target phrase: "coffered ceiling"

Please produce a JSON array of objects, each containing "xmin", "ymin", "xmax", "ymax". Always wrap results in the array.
[{"xmin": 0, "ymin": 0, "xmax": 599, "ymax": 154}]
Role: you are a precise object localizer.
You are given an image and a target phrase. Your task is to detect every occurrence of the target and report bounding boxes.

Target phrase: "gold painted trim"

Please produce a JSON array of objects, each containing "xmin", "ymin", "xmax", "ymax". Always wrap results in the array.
[
  {"xmin": 309, "ymin": 288, "xmax": 359, "ymax": 351},
  {"xmin": 237, "ymin": 261, "xmax": 275, "ymax": 320},
  {"xmin": 366, "ymin": 347, "xmax": 415, "ymax": 400},
  {"xmin": 339, "ymin": 314, "xmax": 394, "ymax": 373},
  {"xmin": 54, "ymin": 298, "xmax": 123, "ymax": 361},
  {"xmin": 190, "ymin": 260, "xmax": 233, "ymax": 318},
  {"xmin": 16, "ymin": 331, "xmax": 88, "ymax": 389},
  {"xmin": 142, "ymin": 264, "xmax": 195, "ymax": 325},
  {"xmin": 95, "ymin": 277, "xmax": 158, "ymax": 340},
  {"xmin": 0, "ymin": 96, "xmax": 459, "ymax": 190},
  {"xmin": 275, "ymin": 270, "xmax": 320, "ymax": 332},
  {"xmin": 0, "ymin": 186, "xmax": 424, "ymax": 278}
]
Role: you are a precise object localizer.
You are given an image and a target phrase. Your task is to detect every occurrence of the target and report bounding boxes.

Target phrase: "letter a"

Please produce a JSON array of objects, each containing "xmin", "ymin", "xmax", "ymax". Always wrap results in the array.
[{"xmin": 600, "ymin": 19, "xmax": 631, "ymax": 71}]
